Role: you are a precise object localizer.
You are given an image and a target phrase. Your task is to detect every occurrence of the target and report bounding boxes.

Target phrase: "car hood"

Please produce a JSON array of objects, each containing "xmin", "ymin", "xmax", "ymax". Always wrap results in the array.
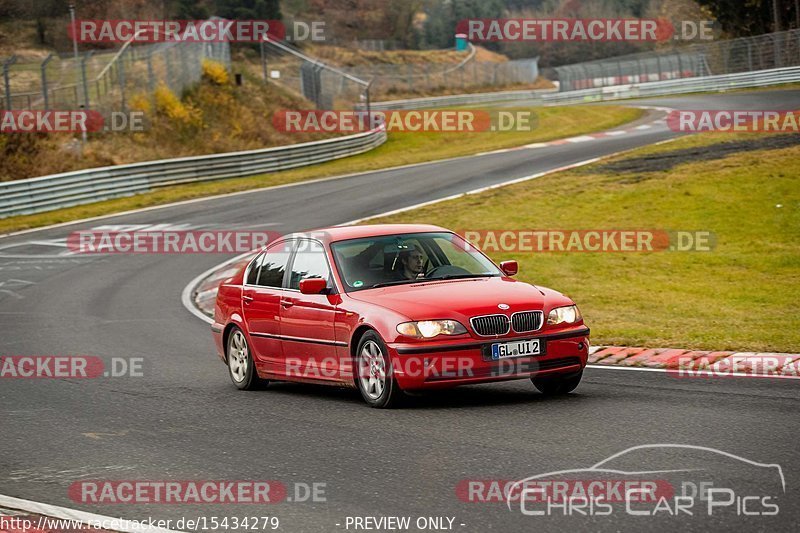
[{"xmin": 347, "ymin": 276, "xmax": 572, "ymax": 321}]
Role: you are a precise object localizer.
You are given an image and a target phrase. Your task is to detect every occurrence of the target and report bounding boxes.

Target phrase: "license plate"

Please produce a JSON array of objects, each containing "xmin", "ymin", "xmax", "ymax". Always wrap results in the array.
[{"xmin": 491, "ymin": 339, "xmax": 541, "ymax": 360}]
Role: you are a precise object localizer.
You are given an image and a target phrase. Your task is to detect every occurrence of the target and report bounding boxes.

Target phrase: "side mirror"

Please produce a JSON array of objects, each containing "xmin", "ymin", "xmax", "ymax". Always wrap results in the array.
[
  {"xmin": 299, "ymin": 278, "xmax": 328, "ymax": 294},
  {"xmin": 500, "ymin": 260, "xmax": 518, "ymax": 276}
]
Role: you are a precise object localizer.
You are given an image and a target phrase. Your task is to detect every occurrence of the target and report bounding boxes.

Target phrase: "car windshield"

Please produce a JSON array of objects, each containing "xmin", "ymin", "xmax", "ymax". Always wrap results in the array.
[{"xmin": 331, "ymin": 232, "xmax": 502, "ymax": 292}]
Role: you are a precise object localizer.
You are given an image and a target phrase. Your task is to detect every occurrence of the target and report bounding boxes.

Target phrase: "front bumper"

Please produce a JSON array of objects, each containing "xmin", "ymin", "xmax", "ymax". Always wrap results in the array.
[{"xmin": 386, "ymin": 327, "xmax": 590, "ymax": 390}]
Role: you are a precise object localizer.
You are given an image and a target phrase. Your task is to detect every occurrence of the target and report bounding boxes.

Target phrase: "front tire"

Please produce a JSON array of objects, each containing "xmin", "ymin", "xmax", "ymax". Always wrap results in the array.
[
  {"xmin": 227, "ymin": 327, "xmax": 268, "ymax": 390},
  {"xmin": 532, "ymin": 370, "xmax": 583, "ymax": 395},
  {"xmin": 355, "ymin": 331, "xmax": 403, "ymax": 408}
]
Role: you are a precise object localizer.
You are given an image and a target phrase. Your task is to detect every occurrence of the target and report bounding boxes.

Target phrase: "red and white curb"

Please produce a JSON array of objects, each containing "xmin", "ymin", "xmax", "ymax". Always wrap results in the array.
[{"xmin": 589, "ymin": 346, "xmax": 800, "ymax": 379}]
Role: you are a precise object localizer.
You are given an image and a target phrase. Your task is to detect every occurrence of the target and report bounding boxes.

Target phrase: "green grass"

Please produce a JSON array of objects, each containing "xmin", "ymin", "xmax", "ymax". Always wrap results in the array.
[
  {"xmin": 368, "ymin": 133, "xmax": 800, "ymax": 353},
  {"xmin": 0, "ymin": 105, "xmax": 642, "ymax": 235}
]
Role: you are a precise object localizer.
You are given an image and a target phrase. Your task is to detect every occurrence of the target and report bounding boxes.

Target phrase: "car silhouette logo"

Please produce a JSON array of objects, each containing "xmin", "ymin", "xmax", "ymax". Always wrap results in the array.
[{"xmin": 498, "ymin": 303, "xmax": 510, "ymax": 310}]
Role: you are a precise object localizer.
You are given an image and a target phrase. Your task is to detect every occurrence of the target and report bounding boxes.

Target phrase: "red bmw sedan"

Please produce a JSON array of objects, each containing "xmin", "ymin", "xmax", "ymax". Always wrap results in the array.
[{"xmin": 212, "ymin": 224, "xmax": 589, "ymax": 408}]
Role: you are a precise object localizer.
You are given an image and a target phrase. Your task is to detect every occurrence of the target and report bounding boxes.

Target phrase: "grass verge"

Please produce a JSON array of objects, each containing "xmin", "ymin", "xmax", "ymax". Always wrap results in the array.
[
  {"xmin": 367, "ymin": 133, "xmax": 800, "ymax": 353},
  {"xmin": 0, "ymin": 105, "xmax": 642, "ymax": 235}
]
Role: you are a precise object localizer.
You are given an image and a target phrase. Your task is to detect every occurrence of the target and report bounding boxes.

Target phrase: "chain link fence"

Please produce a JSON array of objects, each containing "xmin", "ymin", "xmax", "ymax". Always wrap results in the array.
[
  {"xmin": 1, "ymin": 35, "xmax": 230, "ymax": 115},
  {"xmin": 554, "ymin": 29, "xmax": 800, "ymax": 91},
  {"xmin": 341, "ymin": 54, "xmax": 540, "ymax": 97},
  {"xmin": 260, "ymin": 38, "xmax": 371, "ymax": 111},
  {"xmin": 259, "ymin": 39, "xmax": 540, "ymax": 108}
]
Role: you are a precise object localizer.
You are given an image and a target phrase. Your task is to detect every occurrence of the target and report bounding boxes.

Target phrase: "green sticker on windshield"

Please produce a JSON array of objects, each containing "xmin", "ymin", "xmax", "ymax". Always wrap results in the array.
[{"xmin": 353, "ymin": 280, "xmax": 364, "ymax": 287}]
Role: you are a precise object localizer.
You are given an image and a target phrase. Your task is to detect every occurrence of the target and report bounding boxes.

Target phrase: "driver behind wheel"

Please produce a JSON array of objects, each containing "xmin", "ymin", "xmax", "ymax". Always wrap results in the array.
[{"xmin": 393, "ymin": 245, "xmax": 426, "ymax": 280}]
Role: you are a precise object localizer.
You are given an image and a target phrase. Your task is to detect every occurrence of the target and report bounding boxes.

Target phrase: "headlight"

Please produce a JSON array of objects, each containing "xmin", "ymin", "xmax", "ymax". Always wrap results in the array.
[
  {"xmin": 547, "ymin": 305, "xmax": 582, "ymax": 325},
  {"xmin": 397, "ymin": 320, "xmax": 467, "ymax": 338}
]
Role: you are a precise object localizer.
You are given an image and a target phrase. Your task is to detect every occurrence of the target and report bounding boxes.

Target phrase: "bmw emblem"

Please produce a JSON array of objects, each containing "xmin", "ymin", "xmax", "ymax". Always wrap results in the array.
[{"xmin": 498, "ymin": 303, "xmax": 510, "ymax": 310}]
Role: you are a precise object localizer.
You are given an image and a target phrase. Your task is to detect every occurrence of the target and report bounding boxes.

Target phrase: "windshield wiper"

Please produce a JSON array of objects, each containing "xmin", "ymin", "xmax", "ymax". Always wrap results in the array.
[
  {"xmin": 369, "ymin": 279, "xmax": 421, "ymax": 289},
  {"xmin": 370, "ymin": 274, "xmax": 496, "ymax": 289},
  {"xmin": 417, "ymin": 274, "xmax": 497, "ymax": 282},
  {"xmin": 438, "ymin": 273, "xmax": 496, "ymax": 280}
]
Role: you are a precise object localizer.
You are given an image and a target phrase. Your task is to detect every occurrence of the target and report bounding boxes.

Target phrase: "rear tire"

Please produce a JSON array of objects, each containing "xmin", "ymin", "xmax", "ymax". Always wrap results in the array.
[
  {"xmin": 532, "ymin": 370, "xmax": 582, "ymax": 395},
  {"xmin": 355, "ymin": 331, "xmax": 404, "ymax": 408},
  {"xmin": 227, "ymin": 327, "xmax": 269, "ymax": 390}
]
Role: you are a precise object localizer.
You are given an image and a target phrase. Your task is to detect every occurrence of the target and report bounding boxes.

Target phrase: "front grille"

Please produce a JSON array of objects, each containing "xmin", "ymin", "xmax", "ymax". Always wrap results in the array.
[
  {"xmin": 511, "ymin": 310, "xmax": 543, "ymax": 333},
  {"xmin": 470, "ymin": 314, "xmax": 510, "ymax": 336}
]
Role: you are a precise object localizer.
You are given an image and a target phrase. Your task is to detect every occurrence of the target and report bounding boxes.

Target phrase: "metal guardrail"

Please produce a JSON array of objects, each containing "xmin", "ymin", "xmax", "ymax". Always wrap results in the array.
[
  {"xmin": 540, "ymin": 66, "xmax": 800, "ymax": 104},
  {"xmin": 0, "ymin": 127, "xmax": 386, "ymax": 219},
  {"xmin": 368, "ymin": 66, "xmax": 800, "ymax": 109},
  {"xmin": 366, "ymin": 88, "xmax": 557, "ymax": 110}
]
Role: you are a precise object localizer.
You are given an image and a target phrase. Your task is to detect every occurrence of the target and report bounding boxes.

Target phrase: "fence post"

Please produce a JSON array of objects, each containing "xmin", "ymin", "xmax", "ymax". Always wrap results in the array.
[
  {"xmin": 41, "ymin": 54, "xmax": 53, "ymax": 110},
  {"xmin": 164, "ymin": 47, "xmax": 173, "ymax": 91},
  {"xmin": 364, "ymin": 80, "xmax": 372, "ymax": 117},
  {"xmin": 147, "ymin": 49, "xmax": 155, "ymax": 94},
  {"xmin": 773, "ymin": 33, "xmax": 783, "ymax": 68},
  {"xmin": 178, "ymin": 45, "xmax": 187, "ymax": 88},
  {"xmin": 722, "ymin": 40, "xmax": 729, "ymax": 73},
  {"xmin": 80, "ymin": 51, "xmax": 92, "ymax": 108},
  {"xmin": 118, "ymin": 47, "xmax": 127, "ymax": 112},
  {"xmin": 260, "ymin": 39, "xmax": 268, "ymax": 83},
  {"xmin": 2, "ymin": 55, "xmax": 16, "ymax": 110}
]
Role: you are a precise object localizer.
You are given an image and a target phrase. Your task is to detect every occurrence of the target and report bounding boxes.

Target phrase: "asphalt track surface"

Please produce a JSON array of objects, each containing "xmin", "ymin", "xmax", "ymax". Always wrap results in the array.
[{"xmin": 1, "ymin": 90, "xmax": 799, "ymax": 532}]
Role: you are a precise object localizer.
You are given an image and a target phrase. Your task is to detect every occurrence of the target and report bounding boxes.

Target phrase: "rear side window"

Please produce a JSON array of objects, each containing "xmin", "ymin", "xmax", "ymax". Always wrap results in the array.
[
  {"xmin": 246, "ymin": 252, "xmax": 265, "ymax": 285},
  {"xmin": 257, "ymin": 241, "xmax": 294, "ymax": 288}
]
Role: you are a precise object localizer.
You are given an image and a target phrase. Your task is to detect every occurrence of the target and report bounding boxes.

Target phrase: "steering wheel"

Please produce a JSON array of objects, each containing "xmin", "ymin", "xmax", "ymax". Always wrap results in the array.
[{"xmin": 424, "ymin": 265, "xmax": 471, "ymax": 279}]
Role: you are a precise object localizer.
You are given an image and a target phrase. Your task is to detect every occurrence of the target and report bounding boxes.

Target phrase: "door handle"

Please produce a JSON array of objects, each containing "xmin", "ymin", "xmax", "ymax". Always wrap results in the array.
[
  {"xmin": 280, "ymin": 299, "xmax": 294, "ymax": 308},
  {"xmin": 242, "ymin": 294, "xmax": 254, "ymax": 304}
]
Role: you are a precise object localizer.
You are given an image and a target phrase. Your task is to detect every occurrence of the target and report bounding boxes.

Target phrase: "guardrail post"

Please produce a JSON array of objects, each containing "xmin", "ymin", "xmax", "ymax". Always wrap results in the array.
[
  {"xmin": 2, "ymin": 55, "xmax": 17, "ymax": 110},
  {"xmin": 41, "ymin": 54, "xmax": 53, "ymax": 110}
]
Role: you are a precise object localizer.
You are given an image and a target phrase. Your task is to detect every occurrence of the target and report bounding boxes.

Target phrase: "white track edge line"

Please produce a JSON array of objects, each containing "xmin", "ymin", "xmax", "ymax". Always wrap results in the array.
[
  {"xmin": 180, "ymin": 252, "xmax": 254, "ymax": 325},
  {"xmin": 586, "ymin": 364, "xmax": 800, "ymax": 380},
  {"xmin": 0, "ymin": 494, "xmax": 181, "ymax": 533}
]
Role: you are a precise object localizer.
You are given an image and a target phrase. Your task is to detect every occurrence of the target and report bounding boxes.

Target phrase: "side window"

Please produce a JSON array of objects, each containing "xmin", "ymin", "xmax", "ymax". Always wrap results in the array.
[
  {"xmin": 257, "ymin": 241, "xmax": 294, "ymax": 288},
  {"xmin": 246, "ymin": 252, "xmax": 265, "ymax": 285},
  {"xmin": 289, "ymin": 240, "xmax": 331, "ymax": 290}
]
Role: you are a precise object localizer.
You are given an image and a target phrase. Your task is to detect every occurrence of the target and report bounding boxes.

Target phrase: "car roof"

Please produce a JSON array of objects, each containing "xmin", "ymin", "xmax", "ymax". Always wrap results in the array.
[{"xmin": 280, "ymin": 224, "xmax": 451, "ymax": 244}]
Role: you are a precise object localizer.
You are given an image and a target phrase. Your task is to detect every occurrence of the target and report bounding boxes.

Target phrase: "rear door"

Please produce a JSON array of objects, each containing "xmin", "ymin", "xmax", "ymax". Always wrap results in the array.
[
  {"xmin": 242, "ymin": 240, "xmax": 294, "ymax": 377},
  {"xmin": 279, "ymin": 239, "xmax": 344, "ymax": 382}
]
